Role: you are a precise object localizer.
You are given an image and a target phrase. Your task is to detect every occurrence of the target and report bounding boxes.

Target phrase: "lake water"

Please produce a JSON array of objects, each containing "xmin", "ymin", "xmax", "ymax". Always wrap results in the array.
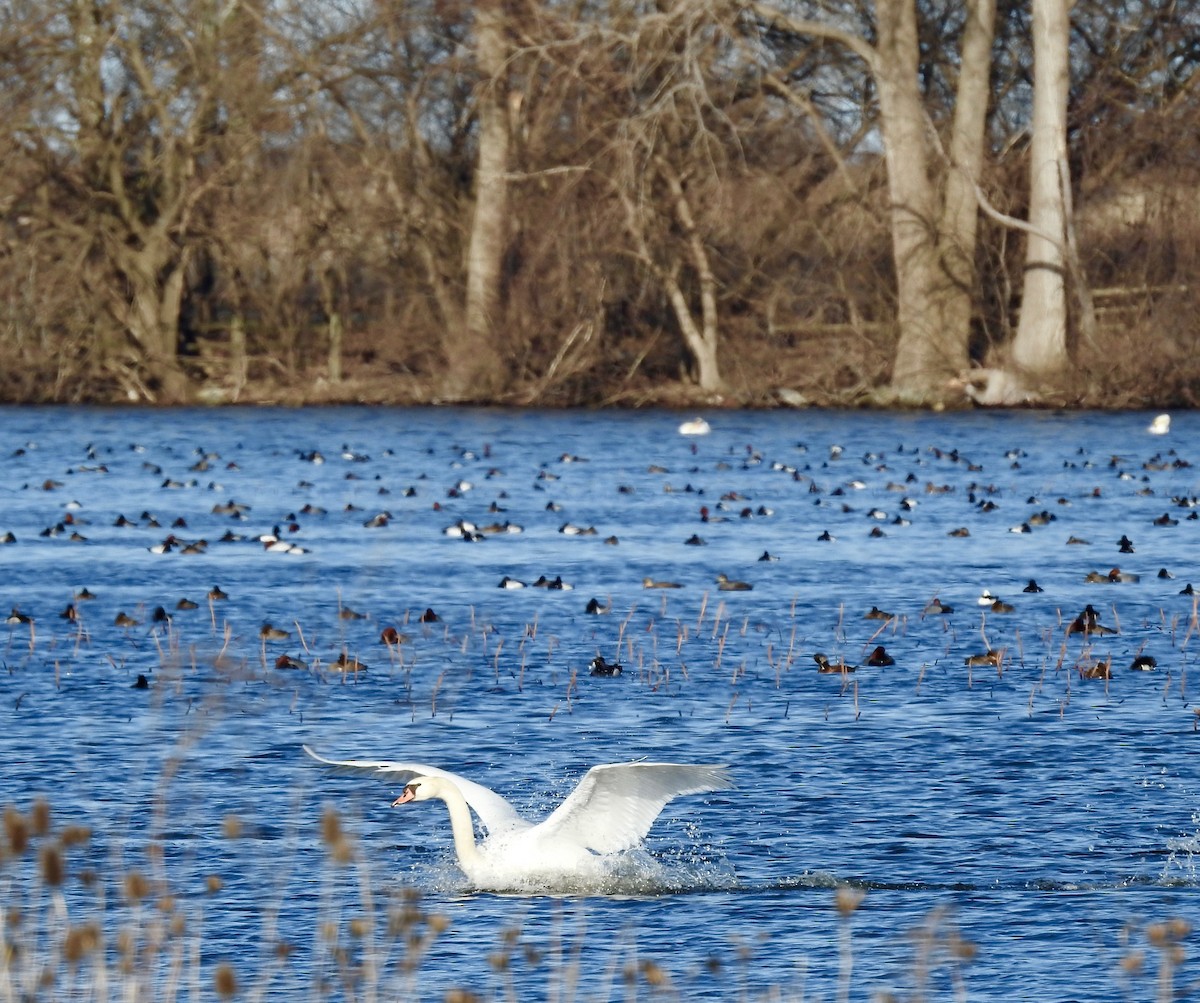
[{"xmin": 0, "ymin": 405, "xmax": 1196, "ymax": 1001}]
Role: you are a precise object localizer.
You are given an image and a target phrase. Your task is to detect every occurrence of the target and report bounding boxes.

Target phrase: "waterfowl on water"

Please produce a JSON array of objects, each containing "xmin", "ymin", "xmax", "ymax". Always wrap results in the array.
[
  {"xmin": 923, "ymin": 597, "xmax": 953, "ymax": 615},
  {"xmin": 303, "ymin": 747, "xmax": 731, "ymax": 891},
  {"xmin": 1022, "ymin": 580, "xmax": 1044, "ymax": 593},
  {"xmin": 964, "ymin": 649, "xmax": 1004, "ymax": 668},
  {"xmin": 588, "ymin": 655, "xmax": 623, "ymax": 676},
  {"xmin": 866, "ymin": 645, "xmax": 894, "ymax": 667},
  {"xmin": 584, "ymin": 597, "xmax": 611, "ymax": 615},
  {"xmin": 1066, "ymin": 604, "xmax": 1118, "ymax": 636},
  {"xmin": 813, "ymin": 652, "xmax": 854, "ymax": 674},
  {"xmin": 643, "ymin": 577, "xmax": 683, "ymax": 589},
  {"xmin": 864, "ymin": 605, "xmax": 894, "ymax": 621},
  {"xmin": 498, "ymin": 576, "xmax": 526, "ymax": 589},
  {"xmin": 1148, "ymin": 414, "xmax": 1171, "ymax": 435},
  {"xmin": 1130, "ymin": 654, "xmax": 1157, "ymax": 671},
  {"xmin": 678, "ymin": 417, "xmax": 711, "ymax": 436},
  {"xmin": 1080, "ymin": 659, "xmax": 1112, "ymax": 680},
  {"xmin": 715, "ymin": 574, "xmax": 752, "ymax": 591},
  {"xmin": 259, "ymin": 623, "xmax": 289, "ymax": 641}
]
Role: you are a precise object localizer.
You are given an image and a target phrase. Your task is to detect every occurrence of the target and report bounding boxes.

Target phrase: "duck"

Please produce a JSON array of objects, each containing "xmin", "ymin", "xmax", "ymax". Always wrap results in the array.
[
  {"xmin": 379, "ymin": 626, "xmax": 409, "ymax": 645},
  {"xmin": 866, "ymin": 645, "xmax": 894, "ymax": 667},
  {"xmin": 331, "ymin": 653, "xmax": 367, "ymax": 673},
  {"xmin": 1066, "ymin": 604, "xmax": 1118, "ymax": 636},
  {"xmin": 813, "ymin": 652, "xmax": 854, "ymax": 674},
  {"xmin": 1080, "ymin": 659, "xmax": 1112, "ymax": 680},
  {"xmin": 303, "ymin": 747, "xmax": 731, "ymax": 890},
  {"xmin": 588, "ymin": 655, "xmax": 623, "ymax": 676},
  {"xmin": 922, "ymin": 597, "xmax": 953, "ymax": 615},
  {"xmin": 275, "ymin": 654, "xmax": 306, "ymax": 670},
  {"xmin": 208, "ymin": 586, "xmax": 229, "ymax": 601},
  {"xmin": 498, "ymin": 576, "xmax": 527, "ymax": 589},
  {"xmin": 1130, "ymin": 654, "xmax": 1157, "ymax": 672},
  {"xmin": 864, "ymin": 605, "xmax": 894, "ymax": 621},
  {"xmin": 113, "ymin": 612, "xmax": 139, "ymax": 627},
  {"xmin": 643, "ymin": 577, "xmax": 683, "ymax": 589},
  {"xmin": 259, "ymin": 623, "xmax": 290, "ymax": 641},
  {"xmin": 964, "ymin": 649, "xmax": 1004, "ymax": 668},
  {"xmin": 584, "ymin": 598, "xmax": 611, "ymax": 615},
  {"xmin": 715, "ymin": 574, "xmax": 752, "ymax": 591},
  {"xmin": 1022, "ymin": 580, "xmax": 1044, "ymax": 593}
]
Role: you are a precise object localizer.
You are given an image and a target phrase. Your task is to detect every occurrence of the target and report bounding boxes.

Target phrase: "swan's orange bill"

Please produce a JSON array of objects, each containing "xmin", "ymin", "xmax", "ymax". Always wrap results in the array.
[{"xmin": 392, "ymin": 787, "xmax": 417, "ymax": 806}]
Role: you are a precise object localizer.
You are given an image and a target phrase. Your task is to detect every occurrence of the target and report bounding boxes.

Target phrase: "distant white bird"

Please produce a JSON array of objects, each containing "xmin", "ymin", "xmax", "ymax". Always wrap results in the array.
[
  {"xmin": 678, "ymin": 417, "xmax": 711, "ymax": 436},
  {"xmin": 1148, "ymin": 414, "xmax": 1171, "ymax": 435},
  {"xmin": 303, "ymin": 747, "xmax": 732, "ymax": 890}
]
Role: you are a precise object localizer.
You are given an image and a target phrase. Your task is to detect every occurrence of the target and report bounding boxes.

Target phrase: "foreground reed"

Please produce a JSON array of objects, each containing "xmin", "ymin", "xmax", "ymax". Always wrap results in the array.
[{"xmin": 0, "ymin": 798, "xmax": 1191, "ymax": 1001}]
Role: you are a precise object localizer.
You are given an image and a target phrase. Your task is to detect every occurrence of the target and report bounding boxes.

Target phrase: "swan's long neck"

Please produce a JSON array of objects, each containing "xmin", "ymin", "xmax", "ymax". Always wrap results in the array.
[{"xmin": 435, "ymin": 781, "xmax": 485, "ymax": 874}]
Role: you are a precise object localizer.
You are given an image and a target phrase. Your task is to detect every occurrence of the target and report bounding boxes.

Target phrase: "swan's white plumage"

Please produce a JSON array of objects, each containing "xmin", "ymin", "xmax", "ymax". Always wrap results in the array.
[{"xmin": 303, "ymin": 746, "xmax": 733, "ymax": 889}]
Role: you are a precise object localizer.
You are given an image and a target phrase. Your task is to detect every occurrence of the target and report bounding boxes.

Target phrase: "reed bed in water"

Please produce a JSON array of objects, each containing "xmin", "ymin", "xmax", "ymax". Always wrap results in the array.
[{"xmin": 0, "ymin": 795, "xmax": 1191, "ymax": 1001}]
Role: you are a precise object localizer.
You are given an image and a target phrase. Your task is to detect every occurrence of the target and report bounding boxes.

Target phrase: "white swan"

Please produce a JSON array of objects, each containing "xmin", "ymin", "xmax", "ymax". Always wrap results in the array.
[
  {"xmin": 677, "ymin": 417, "xmax": 711, "ymax": 436},
  {"xmin": 303, "ymin": 746, "xmax": 732, "ymax": 890},
  {"xmin": 1148, "ymin": 413, "xmax": 1171, "ymax": 435}
]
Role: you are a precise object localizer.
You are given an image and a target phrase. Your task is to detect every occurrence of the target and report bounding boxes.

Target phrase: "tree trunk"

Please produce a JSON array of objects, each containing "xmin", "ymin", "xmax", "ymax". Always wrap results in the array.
[
  {"xmin": 937, "ymin": 0, "xmax": 996, "ymax": 352},
  {"xmin": 661, "ymin": 162, "xmax": 723, "ymax": 392},
  {"xmin": 1013, "ymin": 0, "xmax": 1071, "ymax": 374},
  {"xmin": 121, "ymin": 249, "xmax": 190, "ymax": 401},
  {"xmin": 446, "ymin": 0, "xmax": 510, "ymax": 400},
  {"xmin": 878, "ymin": 0, "xmax": 959, "ymax": 400}
]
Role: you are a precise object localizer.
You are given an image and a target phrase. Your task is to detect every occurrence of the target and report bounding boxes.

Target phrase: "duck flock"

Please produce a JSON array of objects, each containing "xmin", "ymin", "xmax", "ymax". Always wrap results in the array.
[{"xmin": 0, "ymin": 409, "xmax": 1195, "ymax": 718}]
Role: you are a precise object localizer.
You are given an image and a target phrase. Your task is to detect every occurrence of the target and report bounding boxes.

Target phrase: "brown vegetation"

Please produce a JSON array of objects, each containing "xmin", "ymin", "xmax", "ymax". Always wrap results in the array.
[{"xmin": 0, "ymin": 0, "xmax": 1196, "ymax": 408}]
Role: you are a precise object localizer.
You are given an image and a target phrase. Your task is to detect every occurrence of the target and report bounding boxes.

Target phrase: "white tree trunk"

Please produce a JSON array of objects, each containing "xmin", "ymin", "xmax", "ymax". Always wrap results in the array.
[
  {"xmin": 1013, "ymin": 0, "xmax": 1071, "ymax": 374},
  {"xmin": 938, "ymin": 0, "xmax": 996, "ymax": 343},
  {"xmin": 877, "ymin": 0, "xmax": 948, "ymax": 397},
  {"xmin": 451, "ymin": 0, "xmax": 510, "ymax": 398}
]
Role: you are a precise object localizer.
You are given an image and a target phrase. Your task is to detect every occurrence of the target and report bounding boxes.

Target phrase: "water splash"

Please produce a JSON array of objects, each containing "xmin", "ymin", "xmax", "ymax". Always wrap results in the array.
[{"xmin": 1162, "ymin": 810, "xmax": 1200, "ymax": 885}]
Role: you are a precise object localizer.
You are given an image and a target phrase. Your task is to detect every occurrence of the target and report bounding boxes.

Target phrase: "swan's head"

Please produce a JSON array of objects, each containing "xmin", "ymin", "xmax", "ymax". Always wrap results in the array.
[{"xmin": 391, "ymin": 776, "xmax": 444, "ymax": 807}]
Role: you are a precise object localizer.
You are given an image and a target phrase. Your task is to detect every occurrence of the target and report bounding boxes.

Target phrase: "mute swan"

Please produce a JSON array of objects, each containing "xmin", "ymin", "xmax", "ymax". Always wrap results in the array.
[{"xmin": 303, "ymin": 746, "xmax": 732, "ymax": 890}]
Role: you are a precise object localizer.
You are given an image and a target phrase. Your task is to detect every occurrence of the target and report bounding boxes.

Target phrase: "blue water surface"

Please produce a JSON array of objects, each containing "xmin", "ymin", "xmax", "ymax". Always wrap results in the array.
[{"xmin": 0, "ymin": 405, "xmax": 1197, "ymax": 1000}]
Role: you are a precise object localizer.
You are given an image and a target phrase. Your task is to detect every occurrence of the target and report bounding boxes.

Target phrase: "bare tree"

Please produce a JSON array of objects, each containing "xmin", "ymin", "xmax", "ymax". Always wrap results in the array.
[
  {"xmin": 751, "ymin": 0, "xmax": 996, "ymax": 402},
  {"xmin": 1010, "ymin": 0, "xmax": 1071, "ymax": 374}
]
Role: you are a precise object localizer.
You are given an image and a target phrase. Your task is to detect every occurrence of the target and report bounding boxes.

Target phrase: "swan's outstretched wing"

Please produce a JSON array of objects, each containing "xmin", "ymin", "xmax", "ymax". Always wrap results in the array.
[
  {"xmin": 302, "ymin": 746, "xmax": 527, "ymax": 836},
  {"xmin": 536, "ymin": 762, "xmax": 733, "ymax": 854}
]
